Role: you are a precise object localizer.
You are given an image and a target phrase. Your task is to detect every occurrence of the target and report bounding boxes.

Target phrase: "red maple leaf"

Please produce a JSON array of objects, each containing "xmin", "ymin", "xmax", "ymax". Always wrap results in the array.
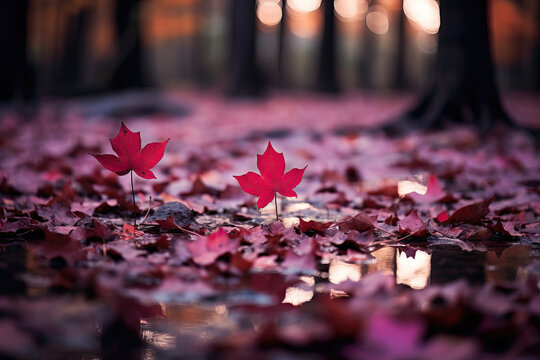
[
  {"xmin": 234, "ymin": 141, "xmax": 306, "ymax": 208},
  {"xmin": 398, "ymin": 210, "xmax": 428, "ymax": 238},
  {"xmin": 91, "ymin": 122, "xmax": 169, "ymax": 179}
]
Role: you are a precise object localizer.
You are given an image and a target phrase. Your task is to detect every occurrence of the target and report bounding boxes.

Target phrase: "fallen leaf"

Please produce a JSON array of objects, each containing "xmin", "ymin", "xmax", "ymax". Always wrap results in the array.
[
  {"xmin": 436, "ymin": 210, "xmax": 449, "ymax": 223},
  {"xmin": 297, "ymin": 218, "xmax": 333, "ymax": 236},
  {"xmin": 444, "ymin": 196, "xmax": 495, "ymax": 225},
  {"xmin": 407, "ymin": 175, "xmax": 453, "ymax": 203},
  {"xmin": 106, "ymin": 243, "xmax": 145, "ymax": 261},
  {"xmin": 186, "ymin": 228, "xmax": 239, "ymax": 266},
  {"xmin": 398, "ymin": 211, "xmax": 428, "ymax": 238},
  {"xmin": 181, "ymin": 177, "xmax": 220, "ymax": 197},
  {"xmin": 337, "ymin": 213, "xmax": 374, "ymax": 233}
]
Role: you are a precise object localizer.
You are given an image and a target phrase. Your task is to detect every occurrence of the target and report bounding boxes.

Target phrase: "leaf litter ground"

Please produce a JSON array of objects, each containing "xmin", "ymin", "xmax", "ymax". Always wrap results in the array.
[{"xmin": 1, "ymin": 92, "xmax": 540, "ymax": 359}]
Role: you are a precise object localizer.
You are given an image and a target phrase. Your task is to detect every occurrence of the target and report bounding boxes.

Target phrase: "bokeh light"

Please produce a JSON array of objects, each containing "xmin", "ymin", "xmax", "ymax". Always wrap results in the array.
[
  {"xmin": 403, "ymin": 0, "xmax": 440, "ymax": 34},
  {"xmin": 287, "ymin": 2, "xmax": 323, "ymax": 38},
  {"xmin": 334, "ymin": 0, "xmax": 368, "ymax": 22},
  {"xmin": 257, "ymin": 0, "xmax": 283, "ymax": 27},
  {"xmin": 366, "ymin": 6, "xmax": 389, "ymax": 35},
  {"xmin": 287, "ymin": 0, "xmax": 322, "ymax": 13}
]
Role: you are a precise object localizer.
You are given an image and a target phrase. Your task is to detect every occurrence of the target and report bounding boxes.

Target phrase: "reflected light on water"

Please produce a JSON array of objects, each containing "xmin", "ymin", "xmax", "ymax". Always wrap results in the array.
[
  {"xmin": 403, "ymin": 0, "xmax": 440, "ymax": 34},
  {"xmin": 398, "ymin": 180, "xmax": 427, "ymax": 197},
  {"xmin": 282, "ymin": 286, "xmax": 314, "ymax": 305},
  {"xmin": 396, "ymin": 250, "xmax": 431, "ymax": 289},
  {"xmin": 330, "ymin": 289, "xmax": 349, "ymax": 299},
  {"xmin": 141, "ymin": 328, "xmax": 176, "ymax": 350},
  {"xmin": 328, "ymin": 260, "xmax": 361, "ymax": 284},
  {"xmin": 282, "ymin": 202, "xmax": 315, "ymax": 227},
  {"xmin": 300, "ymin": 275, "xmax": 316, "ymax": 285},
  {"xmin": 366, "ymin": 6, "xmax": 389, "ymax": 34},
  {"xmin": 288, "ymin": 0, "xmax": 322, "ymax": 13},
  {"xmin": 215, "ymin": 304, "xmax": 228, "ymax": 315},
  {"xmin": 257, "ymin": 1, "xmax": 283, "ymax": 27},
  {"xmin": 371, "ymin": 247, "xmax": 395, "ymax": 276},
  {"xmin": 334, "ymin": 0, "xmax": 367, "ymax": 21}
]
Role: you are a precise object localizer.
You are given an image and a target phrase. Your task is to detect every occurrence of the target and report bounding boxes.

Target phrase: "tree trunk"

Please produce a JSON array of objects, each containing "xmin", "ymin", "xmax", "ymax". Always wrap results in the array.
[
  {"xmin": 384, "ymin": 0, "xmax": 514, "ymax": 135},
  {"xmin": 58, "ymin": 7, "xmax": 90, "ymax": 94},
  {"xmin": 358, "ymin": 0, "xmax": 376, "ymax": 89},
  {"xmin": 226, "ymin": 0, "xmax": 264, "ymax": 97},
  {"xmin": 110, "ymin": 0, "xmax": 146, "ymax": 90},
  {"xmin": 317, "ymin": 0, "xmax": 339, "ymax": 93},
  {"xmin": 277, "ymin": 0, "xmax": 288, "ymax": 88},
  {"xmin": 0, "ymin": 0, "xmax": 34, "ymax": 102},
  {"xmin": 394, "ymin": 0, "xmax": 407, "ymax": 90}
]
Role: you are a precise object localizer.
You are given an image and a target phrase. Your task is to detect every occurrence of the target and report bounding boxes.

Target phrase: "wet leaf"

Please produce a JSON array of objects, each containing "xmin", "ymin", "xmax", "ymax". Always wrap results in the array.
[
  {"xmin": 443, "ymin": 196, "xmax": 495, "ymax": 225},
  {"xmin": 398, "ymin": 210, "xmax": 428, "ymax": 238}
]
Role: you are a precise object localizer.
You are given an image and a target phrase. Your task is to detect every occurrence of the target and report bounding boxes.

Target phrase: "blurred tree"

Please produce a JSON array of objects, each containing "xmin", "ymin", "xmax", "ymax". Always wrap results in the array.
[
  {"xmin": 394, "ymin": 0, "xmax": 407, "ymax": 90},
  {"xmin": 0, "ymin": 0, "xmax": 34, "ymax": 102},
  {"xmin": 226, "ymin": 0, "xmax": 264, "ymax": 96},
  {"xmin": 318, "ymin": 0, "xmax": 339, "ymax": 93},
  {"xmin": 110, "ymin": 0, "xmax": 147, "ymax": 90},
  {"xmin": 384, "ymin": 0, "xmax": 518, "ymax": 135},
  {"xmin": 358, "ymin": 0, "xmax": 377, "ymax": 89},
  {"xmin": 58, "ymin": 4, "xmax": 91, "ymax": 94},
  {"xmin": 278, "ymin": 0, "xmax": 288, "ymax": 88}
]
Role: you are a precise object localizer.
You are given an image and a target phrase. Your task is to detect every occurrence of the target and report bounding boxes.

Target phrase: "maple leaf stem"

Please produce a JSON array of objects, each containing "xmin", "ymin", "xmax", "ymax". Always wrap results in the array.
[
  {"xmin": 274, "ymin": 191, "xmax": 279, "ymax": 221},
  {"xmin": 130, "ymin": 170, "xmax": 136, "ymax": 228}
]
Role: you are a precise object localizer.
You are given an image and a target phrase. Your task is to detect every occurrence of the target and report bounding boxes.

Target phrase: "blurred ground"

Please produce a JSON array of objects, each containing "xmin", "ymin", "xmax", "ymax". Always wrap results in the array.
[{"xmin": 1, "ymin": 91, "xmax": 540, "ymax": 359}]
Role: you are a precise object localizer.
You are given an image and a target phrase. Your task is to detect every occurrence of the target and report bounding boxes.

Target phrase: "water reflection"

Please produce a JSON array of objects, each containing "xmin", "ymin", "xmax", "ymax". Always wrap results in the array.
[
  {"xmin": 0, "ymin": 243, "xmax": 27, "ymax": 295},
  {"xmin": 328, "ymin": 260, "xmax": 361, "ymax": 284},
  {"xmin": 283, "ymin": 276, "xmax": 315, "ymax": 306},
  {"xmin": 327, "ymin": 248, "xmax": 432, "ymax": 290},
  {"xmin": 282, "ymin": 287, "xmax": 314, "ymax": 306},
  {"xmin": 485, "ymin": 245, "xmax": 540, "ymax": 283},
  {"xmin": 430, "ymin": 247, "xmax": 485, "ymax": 285},
  {"xmin": 370, "ymin": 247, "xmax": 395, "ymax": 276},
  {"xmin": 158, "ymin": 303, "xmax": 231, "ymax": 330},
  {"xmin": 141, "ymin": 323, "xmax": 176, "ymax": 350},
  {"xmin": 107, "ymin": 244, "xmax": 540, "ymax": 359},
  {"xmin": 396, "ymin": 250, "xmax": 431, "ymax": 289}
]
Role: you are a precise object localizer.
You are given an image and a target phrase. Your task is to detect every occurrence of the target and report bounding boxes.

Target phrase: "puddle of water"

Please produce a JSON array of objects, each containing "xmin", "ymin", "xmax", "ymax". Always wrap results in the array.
[
  {"xmin": 3, "ymin": 237, "xmax": 540, "ymax": 358},
  {"xmin": 134, "ymin": 243, "xmax": 540, "ymax": 358}
]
